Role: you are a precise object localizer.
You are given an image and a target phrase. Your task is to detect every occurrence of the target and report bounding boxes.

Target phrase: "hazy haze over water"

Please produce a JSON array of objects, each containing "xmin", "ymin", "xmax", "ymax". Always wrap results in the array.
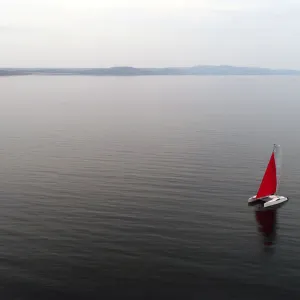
[
  {"xmin": 2, "ymin": 0, "xmax": 300, "ymax": 68},
  {"xmin": 1, "ymin": 76, "xmax": 300, "ymax": 299}
]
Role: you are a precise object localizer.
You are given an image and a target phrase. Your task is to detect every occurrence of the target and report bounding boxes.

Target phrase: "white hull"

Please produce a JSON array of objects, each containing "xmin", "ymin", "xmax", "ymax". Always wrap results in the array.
[{"xmin": 248, "ymin": 195, "xmax": 289, "ymax": 211}]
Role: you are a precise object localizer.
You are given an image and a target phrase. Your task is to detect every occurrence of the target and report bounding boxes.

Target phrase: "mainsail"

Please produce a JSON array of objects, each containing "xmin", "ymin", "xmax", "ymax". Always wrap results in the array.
[{"xmin": 256, "ymin": 145, "xmax": 280, "ymax": 199}]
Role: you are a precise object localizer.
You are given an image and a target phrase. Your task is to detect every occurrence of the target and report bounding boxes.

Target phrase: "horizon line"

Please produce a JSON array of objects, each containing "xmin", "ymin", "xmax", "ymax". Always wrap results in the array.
[{"xmin": 0, "ymin": 64, "xmax": 299, "ymax": 70}]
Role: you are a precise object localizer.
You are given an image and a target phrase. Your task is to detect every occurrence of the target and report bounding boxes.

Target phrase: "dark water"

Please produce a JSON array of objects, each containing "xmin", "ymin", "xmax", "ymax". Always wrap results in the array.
[{"xmin": 1, "ymin": 76, "xmax": 300, "ymax": 299}]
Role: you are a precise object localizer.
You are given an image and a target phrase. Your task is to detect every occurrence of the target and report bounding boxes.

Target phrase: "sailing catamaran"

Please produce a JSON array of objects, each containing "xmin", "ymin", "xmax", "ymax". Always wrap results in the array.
[{"xmin": 248, "ymin": 144, "xmax": 289, "ymax": 210}]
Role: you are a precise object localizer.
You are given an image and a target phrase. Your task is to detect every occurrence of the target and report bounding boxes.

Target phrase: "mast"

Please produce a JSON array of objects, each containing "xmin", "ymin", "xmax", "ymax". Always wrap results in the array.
[{"xmin": 273, "ymin": 144, "xmax": 281, "ymax": 195}]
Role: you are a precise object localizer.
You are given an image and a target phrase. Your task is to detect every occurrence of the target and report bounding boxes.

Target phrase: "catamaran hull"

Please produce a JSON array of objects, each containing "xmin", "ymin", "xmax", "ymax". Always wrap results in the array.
[{"xmin": 248, "ymin": 195, "xmax": 289, "ymax": 211}]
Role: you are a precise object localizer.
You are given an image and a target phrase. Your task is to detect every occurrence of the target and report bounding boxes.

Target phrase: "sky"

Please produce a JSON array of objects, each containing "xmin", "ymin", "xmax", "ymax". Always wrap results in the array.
[{"xmin": 1, "ymin": 0, "xmax": 300, "ymax": 68}]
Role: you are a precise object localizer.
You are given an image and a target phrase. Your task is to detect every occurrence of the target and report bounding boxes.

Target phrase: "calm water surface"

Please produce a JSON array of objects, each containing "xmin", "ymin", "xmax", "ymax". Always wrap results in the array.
[{"xmin": 1, "ymin": 76, "xmax": 300, "ymax": 299}]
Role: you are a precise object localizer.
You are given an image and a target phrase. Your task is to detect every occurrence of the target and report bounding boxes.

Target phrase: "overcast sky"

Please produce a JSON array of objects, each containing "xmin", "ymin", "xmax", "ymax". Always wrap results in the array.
[{"xmin": 1, "ymin": 0, "xmax": 300, "ymax": 68}]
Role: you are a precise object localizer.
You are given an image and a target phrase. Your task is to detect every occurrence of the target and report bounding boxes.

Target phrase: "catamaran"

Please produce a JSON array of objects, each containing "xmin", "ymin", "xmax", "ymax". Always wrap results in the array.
[{"xmin": 248, "ymin": 144, "xmax": 289, "ymax": 210}]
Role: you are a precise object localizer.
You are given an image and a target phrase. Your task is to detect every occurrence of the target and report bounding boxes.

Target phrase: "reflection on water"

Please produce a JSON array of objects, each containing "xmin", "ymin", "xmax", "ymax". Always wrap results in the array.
[{"xmin": 255, "ymin": 209, "xmax": 277, "ymax": 247}]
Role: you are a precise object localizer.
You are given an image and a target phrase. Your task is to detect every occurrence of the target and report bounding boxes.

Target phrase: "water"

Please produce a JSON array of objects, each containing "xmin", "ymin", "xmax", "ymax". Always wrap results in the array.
[{"xmin": 0, "ymin": 76, "xmax": 300, "ymax": 299}]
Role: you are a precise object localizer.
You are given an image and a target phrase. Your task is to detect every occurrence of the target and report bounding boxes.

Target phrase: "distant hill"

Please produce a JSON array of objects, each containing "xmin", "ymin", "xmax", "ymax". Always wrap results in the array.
[{"xmin": 1, "ymin": 65, "xmax": 300, "ymax": 76}]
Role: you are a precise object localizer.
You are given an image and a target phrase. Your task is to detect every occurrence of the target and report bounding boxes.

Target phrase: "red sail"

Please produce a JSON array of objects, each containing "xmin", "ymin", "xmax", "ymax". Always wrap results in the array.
[{"xmin": 256, "ymin": 151, "xmax": 277, "ymax": 199}]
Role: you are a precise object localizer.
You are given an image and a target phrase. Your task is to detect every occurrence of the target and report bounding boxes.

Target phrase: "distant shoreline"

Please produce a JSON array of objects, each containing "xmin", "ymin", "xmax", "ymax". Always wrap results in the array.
[{"xmin": 1, "ymin": 65, "xmax": 300, "ymax": 76}]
